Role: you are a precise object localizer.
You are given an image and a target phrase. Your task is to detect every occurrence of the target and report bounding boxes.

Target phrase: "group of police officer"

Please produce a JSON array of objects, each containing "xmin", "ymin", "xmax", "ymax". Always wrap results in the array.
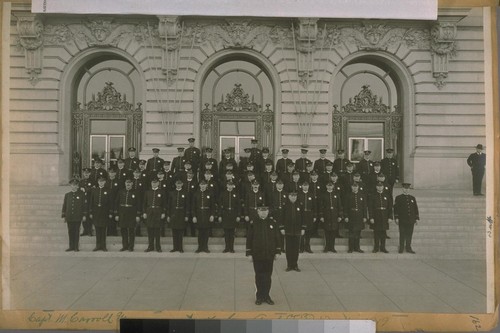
[{"xmin": 62, "ymin": 137, "xmax": 420, "ymax": 258}]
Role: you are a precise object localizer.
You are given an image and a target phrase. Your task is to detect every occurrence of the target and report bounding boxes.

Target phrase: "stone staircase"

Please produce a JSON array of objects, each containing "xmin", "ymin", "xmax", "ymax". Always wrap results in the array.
[{"xmin": 8, "ymin": 186, "xmax": 486, "ymax": 259}]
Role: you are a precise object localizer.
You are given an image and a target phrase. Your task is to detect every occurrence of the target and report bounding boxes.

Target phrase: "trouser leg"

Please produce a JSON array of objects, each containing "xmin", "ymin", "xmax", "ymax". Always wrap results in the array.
[
  {"xmin": 147, "ymin": 228, "xmax": 154, "ymax": 249},
  {"xmin": 121, "ymin": 227, "xmax": 129, "ymax": 249},
  {"xmin": 406, "ymin": 223, "xmax": 415, "ymax": 250},
  {"xmin": 154, "ymin": 228, "xmax": 161, "ymax": 250}
]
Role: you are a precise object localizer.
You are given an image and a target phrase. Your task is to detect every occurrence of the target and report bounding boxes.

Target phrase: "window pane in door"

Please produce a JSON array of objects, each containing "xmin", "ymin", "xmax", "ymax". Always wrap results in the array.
[
  {"xmin": 220, "ymin": 137, "xmax": 236, "ymax": 159},
  {"xmin": 220, "ymin": 121, "xmax": 255, "ymax": 136},
  {"xmin": 91, "ymin": 120, "xmax": 126, "ymax": 135},
  {"xmin": 91, "ymin": 136, "xmax": 106, "ymax": 165},
  {"xmin": 349, "ymin": 138, "xmax": 364, "ymax": 162},
  {"xmin": 367, "ymin": 139, "xmax": 383, "ymax": 161},
  {"xmin": 239, "ymin": 137, "xmax": 253, "ymax": 156},
  {"xmin": 109, "ymin": 136, "xmax": 125, "ymax": 161}
]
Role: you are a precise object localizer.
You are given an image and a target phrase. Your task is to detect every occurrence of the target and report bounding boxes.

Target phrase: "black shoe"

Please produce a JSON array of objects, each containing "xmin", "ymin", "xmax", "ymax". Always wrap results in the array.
[
  {"xmin": 406, "ymin": 249, "xmax": 416, "ymax": 254},
  {"xmin": 80, "ymin": 232, "xmax": 87, "ymax": 236},
  {"xmin": 293, "ymin": 267, "xmax": 301, "ymax": 272},
  {"xmin": 330, "ymin": 249, "xmax": 337, "ymax": 253},
  {"xmin": 180, "ymin": 249, "xmax": 184, "ymax": 253},
  {"xmin": 398, "ymin": 248, "xmax": 404, "ymax": 253},
  {"xmin": 92, "ymin": 247, "xmax": 99, "ymax": 252},
  {"xmin": 65, "ymin": 248, "xmax": 73, "ymax": 252},
  {"xmin": 119, "ymin": 248, "xmax": 127, "ymax": 252},
  {"xmin": 355, "ymin": 249, "xmax": 364, "ymax": 253},
  {"xmin": 386, "ymin": 236, "xmax": 391, "ymax": 239},
  {"xmin": 286, "ymin": 267, "xmax": 292, "ymax": 272},
  {"xmin": 170, "ymin": 249, "xmax": 177, "ymax": 253},
  {"xmin": 381, "ymin": 248, "xmax": 389, "ymax": 253},
  {"xmin": 372, "ymin": 249, "xmax": 379, "ymax": 253},
  {"xmin": 323, "ymin": 249, "xmax": 328, "ymax": 253},
  {"xmin": 255, "ymin": 299, "xmax": 263, "ymax": 305},
  {"xmin": 157, "ymin": 248, "xmax": 162, "ymax": 253},
  {"xmin": 128, "ymin": 248, "xmax": 134, "ymax": 252},
  {"xmin": 74, "ymin": 249, "xmax": 79, "ymax": 252},
  {"xmin": 102, "ymin": 248, "xmax": 108, "ymax": 252},
  {"xmin": 230, "ymin": 250, "xmax": 235, "ymax": 253},
  {"xmin": 145, "ymin": 248, "xmax": 153, "ymax": 252},
  {"xmin": 348, "ymin": 250, "xmax": 353, "ymax": 253},
  {"xmin": 265, "ymin": 297, "xmax": 275, "ymax": 305},
  {"xmin": 223, "ymin": 249, "xmax": 229, "ymax": 253},
  {"xmin": 204, "ymin": 249, "xmax": 210, "ymax": 253},
  {"xmin": 305, "ymin": 249, "xmax": 313, "ymax": 253},
  {"xmin": 195, "ymin": 249, "xmax": 202, "ymax": 253}
]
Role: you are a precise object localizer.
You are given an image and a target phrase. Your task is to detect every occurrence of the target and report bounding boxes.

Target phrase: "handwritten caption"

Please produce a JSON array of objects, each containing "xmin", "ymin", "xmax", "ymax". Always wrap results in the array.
[
  {"xmin": 486, "ymin": 216, "xmax": 493, "ymax": 238},
  {"xmin": 27, "ymin": 311, "xmax": 126, "ymax": 328}
]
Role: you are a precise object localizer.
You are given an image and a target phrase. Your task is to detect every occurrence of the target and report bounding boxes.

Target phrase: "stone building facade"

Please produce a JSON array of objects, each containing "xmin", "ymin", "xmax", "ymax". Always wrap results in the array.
[{"xmin": 7, "ymin": 4, "xmax": 488, "ymax": 188}]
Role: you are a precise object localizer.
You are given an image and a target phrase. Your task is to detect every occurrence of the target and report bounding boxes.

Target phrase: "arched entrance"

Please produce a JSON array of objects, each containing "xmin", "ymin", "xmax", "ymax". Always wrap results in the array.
[
  {"xmin": 195, "ymin": 51, "xmax": 281, "ymax": 160},
  {"xmin": 59, "ymin": 49, "xmax": 146, "ymax": 181},
  {"xmin": 330, "ymin": 52, "xmax": 415, "ymax": 183}
]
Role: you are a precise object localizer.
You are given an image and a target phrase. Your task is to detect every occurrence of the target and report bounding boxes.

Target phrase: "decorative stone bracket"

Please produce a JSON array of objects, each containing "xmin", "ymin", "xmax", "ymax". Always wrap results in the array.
[
  {"xmin": 16, "ymin": 13, "xmax": 44, "ymax": 86},
  {"xmin": 295, "ymin": 18, "xmax": 318, "ymax": 87},
  {"xmin": 157, "ymin": 15, "xmax": 182, "ymax": 85}
]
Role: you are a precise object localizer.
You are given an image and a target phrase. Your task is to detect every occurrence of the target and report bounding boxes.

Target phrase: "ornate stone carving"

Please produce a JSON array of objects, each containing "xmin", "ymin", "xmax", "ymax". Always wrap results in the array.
[
  {"xmin": 214, "ymin": 84, "xmax": 261, "ymax": 113},
  {"xmin": 80, "ymin": 82, "xmax": 135, "ymax": 112},
  {"xmin": 15, "ymin": 13, "xmax": 44, "ymax": 85},
  {"xmin": 430, "ymin": 22, "xmax": 458, "ymax": 89},
  {"xmin": 72, "ymin": 112, "xmax": 84, "ymax": 129},
  {"xmin": 342, "ymin": 22, "xmax": 429, "ymax": 51},
  {"xmin": 188, "ymin": 19, "xmax": 274, "ymax": 49},
  {"xmin": 339, "ymin": 85, "xmax": 391, "ymax": 114},
  {"xmin": 157, "ymin": 16, "xmax": 182, "ymax": 83},
  {"xmin": 295, "ymin": 18, "xmax": 318, "ymax": 87},
  {"xmin": 43, "ymin": 24, "xmax": 74, "ymax": 44}
]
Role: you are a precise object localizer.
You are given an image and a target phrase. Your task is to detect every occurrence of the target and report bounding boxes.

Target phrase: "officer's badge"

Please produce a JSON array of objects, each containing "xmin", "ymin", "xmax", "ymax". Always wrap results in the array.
[
  {"xmin": 308, "ymin": 197, "xmax": 312, "ymax": 200},
  {"xmin": 297, "ymin": 207, "xmax": 300, "ymax": 211},
  {"xmin": 104, "ymin": 192, "xmax": 107, "ymax": 195},
  {"xmin": 158, "ymin": 194, "xmax": 161, "ymax": 197},
  {"xmin": 411, "ymin": 200, "xmax": 414, "ymax": 203},
  {"xmin": 384, "ymin": 197, "xmax": 387, "ymax": 200},
  {"xmin": 76, "ymin": 196, "xmax": 80, "ymax": 199},
  {"xmin": 132, "ymin": 195, "xmax": 135, "ymax": 198},
  {"xmin": 259, "ymin": 197, "xmax": 262, "ymax": 200},
  {"xmin": 360, "ymin": 198, "xmax": 363, "ymax": 200},
  {"xmin": 207, "ymin": 195, "xmax": 210, "ymax": 198},
  {"xmin": 392, "ymin": 162, "xmax": 395, "ymax": 165},
  {"xmin": 334, "ymin": 195, "xmax": 337, "ymax": 198},
  {"xmin": 233, "ymin": 194, "xmax": 236, "ymax": 198}
]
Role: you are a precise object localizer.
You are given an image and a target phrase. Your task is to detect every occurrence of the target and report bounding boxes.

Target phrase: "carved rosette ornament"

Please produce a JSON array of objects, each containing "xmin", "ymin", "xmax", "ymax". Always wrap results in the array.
[
  {"xmin": 430, "ymin": 22, "xmax": 458, "ymax": 89},
  {"xmin": 16, "ymin": 13, "xmax": 44, "ymax": 85},
  {"xmin": 157, "ymin": 16, "xmax": 182, "ymax": 84}
]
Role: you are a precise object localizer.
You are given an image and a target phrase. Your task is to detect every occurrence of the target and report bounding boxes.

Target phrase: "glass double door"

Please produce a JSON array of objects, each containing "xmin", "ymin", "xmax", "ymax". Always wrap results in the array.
[
  {"xmin": 89, "ymin": 119, "xmax": 127, "ymax": 169},
  {"xmin": 219, "ymin": 120, "xmax": 255, "ymax": 160}
]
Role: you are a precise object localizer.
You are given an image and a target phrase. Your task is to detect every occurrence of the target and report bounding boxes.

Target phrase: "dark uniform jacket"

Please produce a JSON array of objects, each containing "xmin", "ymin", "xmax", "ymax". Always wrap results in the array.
[
  {"xmin": 89, "ymin": 187, "xmax": 113, "ymax": 227},
  {"xmin": 192, "ymin": 190, "xmax": 216, "ymax": 228},
  {"xmin": 200, "ymin": 157, "xmax": 219, "ymax": 180},
  {"xmin": 319, "ymin": 191, "xmax": 343, "ymax": 231},
  {"xmin": 172, "ymin": 156, "xmax": 186, "ymax": 175},
  {"xmin": 244, "ymin": 190, "xmax": 266, "ymax": 217},
  {"xmin": 167, "ymin": 189, "xmax": 189, "ymax": 230},
  {"xmin": 115, "ymin": 188, "xmax": 141, "ymax": 228},
  {"xmin": 184, "ymin": 146, "xmax": 201, "ymax": 171},
  {"xmin": 381, "ymin": 157, "xmax": 400, "ymax": 184},
  {"xmin": 218, "ymin": 189, "xmax": 241, "ymax": 229},
  {"xmin": 219, "ymin": 158, "xmax": 238, "ymax": 178},
  {"xmin": 132, "ymin": 177, "xmax": 146, "ymax": 208},
  {"xmin": 285, "ymin": 180, "xmax": 302, "ymax": 193},
  {"xmin": 467, "ymin": 152, "xmax": 486, "ymax": 171},
  {"xmin": 276, "ymin": 158, "xmax": 294, "ymax": 178},
  {"xmin": 146, "ymin": 156, "xmax": 165, "ymax": 175},
  {"xmin": 333, "ymin": 158, "xmax": 350, "ymax": 175},
  {"xmin": 280, "ymin": 200, "xmax": 305, "ymax": 236},
  {"xmin": 105, "ymin": 178, "xmax": 120, "ymax": 214},
  {"xmin": 394, "ymin": 194, "xmax": 419, "ymax": 224},
  {"xmin": 344, "ymin": 191, "xmax": 367, "ymax": 231},
  {"xmin": 268, "ymin": 189, "xmax": 288, "ymax": 224},
  {"xmin": 314, "ymin": 158, "xmax": 332, "ymax": 174},
  {"xmin": 62, "ymin": 190, "xmax": 87, "ymax": 221},
  {"xmin": 116, "ymin": 168, "xmax": 131, "ymax": 188},
  {"xmin": 90, "ymin": 167, "xmax": 108, "ymax": 186},
  {"xmin": 297, "ymin": 191, "xmax": 317, "ymax": 229},
  {"xmin": 368, "ymin": 191, "xmax": 393, "ymax": 230},
  {"xmin": 295, "ymin": 157, "xmax": 311, "ymax": 173},
  {"xmin": 143, "ymin": 188, "xmax": 166, "ymax": 228},
  {"xmin": 309, "ymin": 180, "xmax": 323, "ymax": 199},
  {"xmin": 124, "ymin": 157, "xmax": 139, "ymax": 171},
  {"xmin": 358, "ymin": 159, "xmax": 374, "ymax": 181},
  {"xmin": 246, "ymin": 217, "xmax": 281, "ymax": 260}
]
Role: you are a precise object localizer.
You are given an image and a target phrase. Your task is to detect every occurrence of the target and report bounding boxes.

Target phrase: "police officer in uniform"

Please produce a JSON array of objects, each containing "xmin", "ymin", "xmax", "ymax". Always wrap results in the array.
[
  {"xmin": 467, "ymin": 144, "xmax": 486, "ymax": 196},
  {"xmin": 279, "ymin": 192, "xmax": 305, "ymax": 271},
  {"xmin": 89, "ymin": 176, "xmax": 113, "ymax": 251},
  {"xmin": 246, "ymin": 206, "xmax": 281, "ymax": 305},
  {"xmin": 314, "ymin": 148, "xmax": 332, "ymax": 174},
  {"xmin": 298, "ymin": 181, "xmax": 317, "ymax": 253},
  {"xmin": 115, "ymin": 179, "xmax": 141, "ymax": 251},
  {"xmin": 184, "ymin": 137, "xmax": 201, "ymax": 175},
  {"xmin": 143, "ymin": 178, "xmax": 167, "ymax": 252},
  {"xmin": 61, "ymin": 179, "xmax": 87, "ymax": 252},
  {"xmin": 295, "ymin": 148, "xmax": 311, "ymax": 173},
  {"xmin": 275, "ymin": 148, "xmax": 293, "ymax": 179},
  {"xmin": 146, "ymin": 148, "xmax": 164, "ymax": 176},
  {"xmin": 105, "ymin": 168, "xmax": 120, "ymax": 236},
  {"xmin": 319, "ymin": 182, "xmax": 343, "ymax": 253},
  {"xmin": 124, "ymin": 147, "xmax": 140, "ymax": 171},
  {"xmin": 344, "ymin": 182, "xmax": 367, "ymax": 253},
  {"xmin": 358, "ymin": 150, "xmax": 374, "ymax": 183},
  {"xmin": 368, "ymin": 182, "xmax": 393, "ymax": 253},
  {"xmin": 79, "ymin": 168, "xmax": 94, "ymax": 236},
  {"xmin": 90, "ymin": 159, "xmax": 108, "ymax": 187},
  {"xmin": 167, "ymin": 180, "xmax": 189, "ymax": 253},
  {"xmin": 381, "ymin": 148, "xmax": 399, "ymax": 197},
  {"xmin": 172, "ymin": 147, "xmax": 187, "ymax": 176},
  {"xmin": 333, "ymin": 149, "xmax": 350, "ymax": 176},
  {"xmin": 218, "ymin": 181, "xmax": 241, "ymax": 253},
  {"xmin": 394, "ymin": 183, "xmax": 419, "ymax": 254},
  {"xmin": 192, "ymin": 180, "xmax": 216, "ymax": 253}
]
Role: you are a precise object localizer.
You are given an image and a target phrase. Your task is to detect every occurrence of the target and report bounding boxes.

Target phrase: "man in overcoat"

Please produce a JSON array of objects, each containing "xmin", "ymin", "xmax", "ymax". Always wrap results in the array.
[
  {"xmin": 115, "ymin": 179, "xmax": 141, "ymax": 251},
  {"xmin": 61, "ymin": 179, "xmax": 87, "ymax": 252}
]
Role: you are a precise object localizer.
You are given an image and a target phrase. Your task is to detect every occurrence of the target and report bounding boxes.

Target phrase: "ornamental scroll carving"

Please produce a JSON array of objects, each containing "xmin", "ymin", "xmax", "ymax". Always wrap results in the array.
[
  {"xmin": 213, "ymin": 84, "xmax": 261, "ymax": 113},
  {"xmin": 339, "ymin": 85, "xmax": 391, "ymax": 114},
  {"xmin": 77, "ymin": 82, "xmax": 137, "ymax": 112},
  {"xmin": 430, "ymin": 22, "xmax": 458, "ymax": 89}
]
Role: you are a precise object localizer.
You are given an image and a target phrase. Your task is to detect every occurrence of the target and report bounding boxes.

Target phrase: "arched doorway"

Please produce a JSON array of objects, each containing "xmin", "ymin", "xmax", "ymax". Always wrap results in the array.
[
  {"xmin": 61, "ymin": 50, "xmax": 145, "ymax": 179},
  {"xmin": 330, "ymin": 53, "xmax": 415, "ymax": 182},
  {"xmin": 196, "ymin": 52, "xmax": 280, "ymax": 160}
]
